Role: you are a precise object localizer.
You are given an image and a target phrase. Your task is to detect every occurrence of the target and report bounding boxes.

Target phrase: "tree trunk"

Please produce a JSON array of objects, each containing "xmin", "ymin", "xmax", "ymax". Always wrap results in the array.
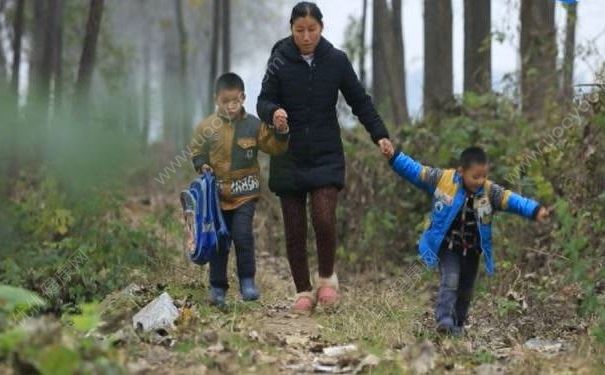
[
  {"xmin": 0, "ymin": 0, "xmax": 7, "ymax": 85},
  {"xmin": 423, "ymin": 0, "xmax": 453, "ymax": 115},
  {"xmin": 29, "ymin": 0, "xmax": 46, "ymax": 99},
  {"xmin": 373, "ymin": 0, "xmax": 409, "ymax": 126},
  {"xmin": 520, "ymin": 0, "xmax": 556, "ymax": 119},
  {"xmin": 175, "ymin": 0, "xmax": 190, "ymax": 146},
  {"xmin": 162, "ymin": 25, "xmax": 179, "ymax": 150},
  {"xmin": 52, "ymin": 0, "xmax": 64, "ymax": 109},
  {"xmin": 561, "ymin": 2, "xmax": 577, "ymax": 100},
  {"xmin": 464, "ymin": 0, "xmax": 491, "ymax": 94},
  {"xmin": 141, "ymin": 33, "xmax": 151, "ymax": 149},
  {"xmin": 221, "ymin": 0, "xmax": 230, "ymax": 73},
  {"xmin": 40, "ymin": 0, "xmax": 62, "ymax": 104},
  {"xmin": 207, "ymin": 0, "xmax": 220, "ymax": 114},
  {"xmin": 359, "ymin": 0, "xmax": 367, "ymax": 88},
  {"xmin": 76, "ymin": 0, "xmax": 105, "ymax": 104},
  {"xmin": 371, "ymin": 0, "xmax": 389, "ymax": 115},
  {"xmin": 10, "ymin": 0, "xmax": 25, "ymax": 97},
  {"xmin": 390, "ymin": 0, "xmax": 409, "ymax": 123}
]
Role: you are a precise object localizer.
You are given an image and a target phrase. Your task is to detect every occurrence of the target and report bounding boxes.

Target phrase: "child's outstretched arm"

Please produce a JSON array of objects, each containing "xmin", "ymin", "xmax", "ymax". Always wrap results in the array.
[
  {"xmin": 387, "ymin": 148, "xmax": 444, "ymax": 193},
  {"xmin": 487, "ymin": 181, "xmax": 548, "ymax": 221},
  {"xmin": 258, "ymin": 122, "xmax": 289, "ymax": 156}
]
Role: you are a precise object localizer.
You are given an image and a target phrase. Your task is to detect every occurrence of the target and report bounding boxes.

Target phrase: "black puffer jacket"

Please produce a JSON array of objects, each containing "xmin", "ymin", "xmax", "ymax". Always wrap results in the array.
[{"xmin": 257, "ymin": 36, "xmax": 389, "ymax": 195}]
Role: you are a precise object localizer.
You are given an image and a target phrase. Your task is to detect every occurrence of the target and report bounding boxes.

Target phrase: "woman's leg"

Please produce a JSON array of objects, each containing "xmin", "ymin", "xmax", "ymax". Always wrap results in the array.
[
  {"xmin": 280, "ymin": 192, "xmax": 312, "ymax": 293},
  {"xmin": 310, "ymin": 186, "xmax": 338, "ymax": 278}
]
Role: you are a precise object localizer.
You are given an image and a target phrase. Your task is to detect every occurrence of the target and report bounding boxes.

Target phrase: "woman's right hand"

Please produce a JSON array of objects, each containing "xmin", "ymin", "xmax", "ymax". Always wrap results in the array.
[{"xmin": 273, "ymin": 109, "xmax": 289, "ymax": 128}]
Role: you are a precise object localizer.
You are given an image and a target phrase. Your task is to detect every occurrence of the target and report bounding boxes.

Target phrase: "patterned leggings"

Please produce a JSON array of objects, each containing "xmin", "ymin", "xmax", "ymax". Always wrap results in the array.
[{"xmin": 280, "ymin": 186, "xmax": 338, "ymax": 293}]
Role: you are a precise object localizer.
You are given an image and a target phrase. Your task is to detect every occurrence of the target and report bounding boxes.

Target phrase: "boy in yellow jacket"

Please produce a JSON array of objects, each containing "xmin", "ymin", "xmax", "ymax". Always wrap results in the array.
[{"xmin": 189, "ymin": 73, "xmax": 289, "ymax": 306}]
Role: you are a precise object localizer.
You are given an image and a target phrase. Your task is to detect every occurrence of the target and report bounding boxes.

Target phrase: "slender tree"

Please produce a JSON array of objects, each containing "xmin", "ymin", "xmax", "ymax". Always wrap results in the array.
[
  {"xmin": 52, "ymin": 0, "xmax": 64, "ymax": 108},
  {"xmin": 520, "ymin": 0, "xmax": 556, "ymax": 118},
  {"xmin": 423, "ymin": 0, "xmax": 453, "ymax": 115},
  {"xmin": 29, "ymin": 0, "xmax": 46, "ymax": 97},
  {"xmin": 561, "ymin": 1, "xmax": 577, "ymax": 100},
  {"xmin": 358, "ymin": 0, "xmax": 367, "ymax": 88},
  {"xmin": 390, "ymin": 0, "xmax": 409, "ymax": 123},
  {"xmin": 464, "ymin": 0, "xmax": 491, "ymax": 94},
  {"xmin": 162, "ymin": 13, "xmax": 179, "ymax": 148},
  {"xmin": 208, "ymin": 0, "xmax": 220, "ymax": 114},
  {"xmin": 10, "ymin": 0, "xmax": 25, "ymax": 97},
  {"xmin": 221, "ymin": 0, "xmax": 230, "ymax": 73},
  {"xmin": 40, "ymin": 0, "xmax": 61, "ymax": 103},
  {"xmin": 76, "ymin": 0, "xmax": 105, "ymax": 104},
  {"xmin": 373, "ymin": 0, "xmax": 409, "ymax": 125},
  {"xmin": 371, "ymin": 0, "xmax": 389, "ymax": 115},
  {"xmin": 0, "ymin": 0, "xmax": 7, "ymax": 85},
  {"xmin": 175, "ymin": 0, "xmax": 190, "ymax": 144},
  {"xmin": 141, "ymin": 26, "xmax": 151, "ymax": 148}
]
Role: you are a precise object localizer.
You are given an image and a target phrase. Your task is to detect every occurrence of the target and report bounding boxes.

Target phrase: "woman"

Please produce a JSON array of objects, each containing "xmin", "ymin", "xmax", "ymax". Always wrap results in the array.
[{"xmin": 257, "ymin": 2, "xmax": 393, "ymax": 313}]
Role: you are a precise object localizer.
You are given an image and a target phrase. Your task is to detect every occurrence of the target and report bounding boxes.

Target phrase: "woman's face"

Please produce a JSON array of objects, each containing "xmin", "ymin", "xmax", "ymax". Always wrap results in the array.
[{"xmin": 291, "ymin": 16, "xmax": 323, "ymax": 55}]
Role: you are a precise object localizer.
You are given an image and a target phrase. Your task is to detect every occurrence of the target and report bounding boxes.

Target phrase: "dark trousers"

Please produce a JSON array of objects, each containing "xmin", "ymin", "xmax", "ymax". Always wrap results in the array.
[
  {"xmin": 435, "ymin": 246, "xmax": 480, "ymax": 326},
  {"xmin": 209, "ymin": 200, "xmax": 256, "ymax": 289}
]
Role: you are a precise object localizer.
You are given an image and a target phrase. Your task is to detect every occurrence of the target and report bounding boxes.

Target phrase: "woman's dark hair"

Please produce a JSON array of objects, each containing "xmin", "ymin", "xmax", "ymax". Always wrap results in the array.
[{"xmin": 290, "ymin": 2, "xmax": 323, "ymax": 27}]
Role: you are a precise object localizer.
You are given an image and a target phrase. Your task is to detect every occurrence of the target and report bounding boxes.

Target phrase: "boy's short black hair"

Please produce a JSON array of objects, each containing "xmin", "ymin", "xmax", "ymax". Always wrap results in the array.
[
  {"xmin": 215, "ymin": 73, "xmax": 245, "ymax": 95},
  {"xmin": 459, "ymin": 146, "xmax": 488, "ymax": 169}
]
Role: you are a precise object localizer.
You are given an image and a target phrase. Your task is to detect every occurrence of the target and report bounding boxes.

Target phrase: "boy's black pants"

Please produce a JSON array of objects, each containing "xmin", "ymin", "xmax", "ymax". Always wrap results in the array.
[
  {"xmin": 209, "ymin": 200, "xmax": 256, "ymax": 289},
  {"xmin": 435, "ymin": 245, "xmax": 481, "ymax": 326}
]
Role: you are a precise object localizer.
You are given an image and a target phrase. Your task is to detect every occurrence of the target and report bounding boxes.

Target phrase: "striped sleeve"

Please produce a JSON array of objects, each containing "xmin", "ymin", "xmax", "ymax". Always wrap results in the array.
[{"xmin": 487, "ymin": 181, "xmax": 541, "ymax": 219}]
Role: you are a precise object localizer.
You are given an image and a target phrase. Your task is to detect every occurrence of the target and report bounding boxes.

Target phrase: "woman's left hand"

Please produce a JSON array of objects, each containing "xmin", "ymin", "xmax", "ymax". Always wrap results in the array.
[{"xmin": 378, "ymin": 138, "xmax": 394, "ymax": 159}]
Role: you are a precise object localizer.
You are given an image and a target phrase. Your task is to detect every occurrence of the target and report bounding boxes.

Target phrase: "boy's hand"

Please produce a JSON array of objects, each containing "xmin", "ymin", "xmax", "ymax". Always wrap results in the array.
[
  {"xmin": 378, "ymin": 138, "xmax": 395, "ymax": 159},
  {"xmin": 201, "ymin": 164, "xmax": 213, "ymax": 173},
  {"xmin": 273, "ymin": 109, "xmax": 288, "ymax": 129},
  {"xmin": 536, "ymin": 206, "xmax": 551, "ymax": 223}
]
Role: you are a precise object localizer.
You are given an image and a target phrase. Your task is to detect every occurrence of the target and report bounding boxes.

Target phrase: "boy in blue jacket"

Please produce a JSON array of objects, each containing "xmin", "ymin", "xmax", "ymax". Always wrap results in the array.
[{"xmin": 385, "ymin": 146, "xmax": 549, "ymax": 335}]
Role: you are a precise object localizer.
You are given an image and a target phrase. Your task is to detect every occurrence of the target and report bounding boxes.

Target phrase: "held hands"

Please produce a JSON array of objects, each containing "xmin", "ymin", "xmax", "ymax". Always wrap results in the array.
[
  {"xmin": 378, "ymin": 138, "xmax": 395, "ymax": 159},
  {"xmin": 536, "ymin": 206, "xmax": 551, "ymax": 223},
  {"xmin": 273, "ymin": 109, "xmax": 289, "ymax": 132}
]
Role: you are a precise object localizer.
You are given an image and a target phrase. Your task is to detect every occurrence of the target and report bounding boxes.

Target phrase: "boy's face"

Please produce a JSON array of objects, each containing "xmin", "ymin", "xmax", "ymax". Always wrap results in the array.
[
  {"xmin": 215, "ymin": 89, "xmax": 245, "ymax": 120},
  {"xmin": 459, "ymin": 163, "xmax": 489, "ymax": 193}
]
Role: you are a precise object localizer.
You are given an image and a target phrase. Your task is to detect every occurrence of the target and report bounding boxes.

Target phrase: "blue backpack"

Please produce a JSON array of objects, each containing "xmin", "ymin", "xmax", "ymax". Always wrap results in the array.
[{"xmin": 180, "ymin": 172, "xmax": 229, "ymax": 265}]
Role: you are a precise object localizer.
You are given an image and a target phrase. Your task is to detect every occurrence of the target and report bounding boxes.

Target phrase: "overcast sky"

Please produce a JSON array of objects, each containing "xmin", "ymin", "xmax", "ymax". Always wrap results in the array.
[{"xmin": 239, "ymin": 0, "xmax": 605, "ymax": 119}]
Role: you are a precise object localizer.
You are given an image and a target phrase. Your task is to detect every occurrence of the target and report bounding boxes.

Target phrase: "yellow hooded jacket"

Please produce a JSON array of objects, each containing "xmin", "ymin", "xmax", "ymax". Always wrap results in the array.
[{"xmin": 190, "ymin": 109, "xmax": 289, "ymax": 210}]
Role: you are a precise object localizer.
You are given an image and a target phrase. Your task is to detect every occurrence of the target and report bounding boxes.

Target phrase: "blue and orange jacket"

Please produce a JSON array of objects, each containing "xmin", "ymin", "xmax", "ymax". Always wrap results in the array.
[{"xmin": 390, "ymin": 151, "xmax": 541, "ymax": 275}]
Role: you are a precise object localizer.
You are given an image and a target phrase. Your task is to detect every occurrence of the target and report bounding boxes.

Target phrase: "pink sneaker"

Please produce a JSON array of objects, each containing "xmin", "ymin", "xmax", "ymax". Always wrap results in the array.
[
  {"xmin": 291, "ymin": 291, "xmax": 316, "ymax": 314},
  {"xmin": 316, "ymin": 274, "xmax": 339, "ymax": 307}
]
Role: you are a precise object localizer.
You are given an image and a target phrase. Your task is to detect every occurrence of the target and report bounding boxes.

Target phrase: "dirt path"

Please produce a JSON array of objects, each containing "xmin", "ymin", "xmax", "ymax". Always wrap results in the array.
[
  {"xmin": 108, "ymin": 243, "xmax": 602, "ymax": 375},
  {"xmin": 94, "ymin": 194, "xmax": 602, "ymax": 374}
]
